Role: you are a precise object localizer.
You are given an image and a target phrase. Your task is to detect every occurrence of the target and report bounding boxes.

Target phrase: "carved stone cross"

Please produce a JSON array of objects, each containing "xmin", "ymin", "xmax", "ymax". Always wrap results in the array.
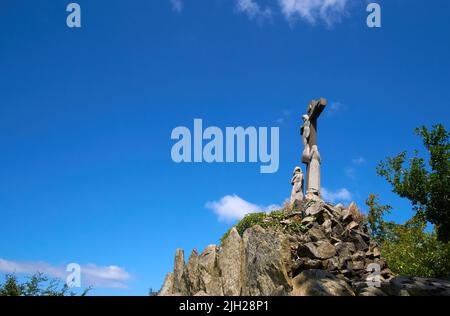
[{"xmin": 301, "ymin": 98, "xmax": 327, "ymax": 199}]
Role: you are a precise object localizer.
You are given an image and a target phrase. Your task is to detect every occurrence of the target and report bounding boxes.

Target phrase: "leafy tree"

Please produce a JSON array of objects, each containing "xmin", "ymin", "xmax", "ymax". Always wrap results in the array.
[
  {"xmin": 0, "ymin": 273, "xmax": 91, "ymax": 296},
  {"xmin": 377, "ymin": 124, "xmax": 450, "ymax": 242},
  {"xmin": 366, "ymin": 195, "xmax": 450, "ymax": 278},
  {"xmin": 148, "ymin": 288, "xmax": 158, "ymax": 296}
]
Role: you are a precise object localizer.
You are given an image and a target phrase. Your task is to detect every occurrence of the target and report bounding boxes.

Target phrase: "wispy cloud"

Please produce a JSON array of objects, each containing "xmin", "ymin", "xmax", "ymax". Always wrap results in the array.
[
  {"xmin": 0, "ymin": 258, "xmax": 131, "ymax": 289},
  {"xmin": 345, "ymin": 156, "xmax": 366, "ymax": 179},
  {"xmin": 275, "ymin": 109, "xmax": 292, "ymax": 124},
  {"xmin": 236, "ymin": 0, "xmax": 272, "ymax": 22},
  {"xmin": 352, "ymin": 156, "xmax": 366, "ymax": 165},
  {"xmin": 170, "ymin": 0, "xmax": 183, "ymax": 13},
  {"xmin": 278, "ymin": 0, "xmax": 350, "ymax": 26},
  {"xmin": 206, "ymin": 194, "xmax": 280, "ymax": 222},
  {"xmin": 321, "ymin": 187, "xmax": 352, "ymax": 203},
  {"xmin": 345, "ymin": 167, "xmax": 356, "ymax": 179},
  {"xmin": 326, "ymin": 101, "xmax": 347, "ymax": 117}
]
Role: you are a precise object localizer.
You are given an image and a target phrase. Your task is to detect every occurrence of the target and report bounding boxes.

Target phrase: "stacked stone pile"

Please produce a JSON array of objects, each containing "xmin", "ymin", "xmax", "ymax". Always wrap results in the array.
[{"xmin": 159, "ymin": 200, "xmax": 450, "ymax": 296}]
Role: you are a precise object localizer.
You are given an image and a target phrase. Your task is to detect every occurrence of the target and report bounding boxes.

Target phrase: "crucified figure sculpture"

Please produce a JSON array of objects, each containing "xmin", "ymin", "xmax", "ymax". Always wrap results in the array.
[{"xmin": 301, "ymin": 98, "xmax": 327, "ymax": 199}]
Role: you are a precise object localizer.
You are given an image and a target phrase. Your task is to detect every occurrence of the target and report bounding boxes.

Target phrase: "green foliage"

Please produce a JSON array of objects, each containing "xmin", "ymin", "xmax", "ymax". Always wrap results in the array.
[
  {"xmin": 220, "ymin": 210, "xmax": 307, "ymax": 245},
  {"xmin": 0, "ymin": 273, "xmax": 91, "ymax": 296},
  {"xmin": 366, "ymin": 194, "xmax": 393, "ymax": 243},
  {"xmin": 148, "ymin": 288, "xmax": 158, "ymax": 296},
  {"xmin": 366, "ymin": 195, "xmax": 450, "ymax": 278},
  {"xmin": 377, "ymin": 124, "xmax": 450, "ymax": 242},
  {"xmin": 220, "ymin": 212, "xmax": 267, "ymax": 244},
  {"xmin": 381, "ymin": 217, "xmax": 450, "ymax": 278}
]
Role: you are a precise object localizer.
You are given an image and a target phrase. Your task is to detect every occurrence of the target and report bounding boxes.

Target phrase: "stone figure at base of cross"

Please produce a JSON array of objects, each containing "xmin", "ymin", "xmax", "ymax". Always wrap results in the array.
[{"xmin": 290, "ymin": 166, "xmax": 304, "ymax": 204}]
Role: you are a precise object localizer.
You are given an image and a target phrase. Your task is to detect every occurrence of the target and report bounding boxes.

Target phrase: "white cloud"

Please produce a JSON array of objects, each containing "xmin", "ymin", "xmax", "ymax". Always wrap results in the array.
[
  {"xmin": 345, "ymin": 167, "xmax": 356, "ymax": 179},
  {"xmin": 325, "ymin": 101, "xmax": 347, "ymax": 117},
  {"xmin": 236, "ymin": 0, "xmax": 272, "ymax": 22},
  {"xmin": 0, "ymin": 258, "xmax": 131, "ymax": 289},
  {"xmin": 275, "ymin": 108, "xmax": 292, "ymax": 124},
  {"xmin": 278, "ymin": 0, "xmax": 350, "ymax": 26},
  {"xmin": 321, "ymin": 187, "xmax": 352, "ymax": 203},
  {"xmin": 170, "ymin": 0, "xmax": 183, "ymax": 13},
  {"xmin": 205, "ymin": 194, "xmax": 280, "ymax": 222},
  {"xmin": 352, "ymin": 156, "xmax": 366, "ymax": 165}
]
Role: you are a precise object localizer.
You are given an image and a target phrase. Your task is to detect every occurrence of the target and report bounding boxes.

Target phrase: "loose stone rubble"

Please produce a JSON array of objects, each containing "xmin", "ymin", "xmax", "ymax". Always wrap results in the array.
[{"xmin": 159, "ymin": 200, "xmax": 450, "ymax": 296}]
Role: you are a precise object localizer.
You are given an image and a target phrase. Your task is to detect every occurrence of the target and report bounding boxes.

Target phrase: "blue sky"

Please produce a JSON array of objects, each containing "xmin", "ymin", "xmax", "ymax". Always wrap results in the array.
[{"xmin": 0, "ymin": 0, "xmax": 449, "ymax": 295}]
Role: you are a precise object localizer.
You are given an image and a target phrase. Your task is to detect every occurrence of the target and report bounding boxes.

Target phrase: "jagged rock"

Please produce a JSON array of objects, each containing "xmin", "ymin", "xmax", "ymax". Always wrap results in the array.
[
  {"xmin": 346, "ymin": 221, "xmax": 359, "ymax": 231},
  {"xmin": 348, "ymin": 260, "xmax": 365, "ymax": 271},
  {"xmin": 365, "ymin": 247, "xmax": 381, "ymax": 259},
  {"xmin": 307, "ymin": 226, "xmax": 326, "ymax": 242},
  {"xmin": 242, "ymin": 225, "xmax": 292, "ymax": 296},
  {"xmin": 298, "ymin": 241, "xmax": 336, "ymax": 260},
  {"xmin": 350, "ymin": 233, "xmax": 369, "ymax": 251},
  {"xmin": 159, "ymin": 201, "xmax": 449, "ymax": 296},
  {"xmin": 341, "ymin": 209, "xmax": 353, "ymax": 223},
  {"xmin": 198, "ymin": 245, "xmax": 223, "ymax": 296},
  {"xmin": 271, "ymin": 285, "xmax": 289, "ymax": 296},
  {"xmin": 322, "ymin": 219, "xmax": 332, "ymax": 234},
  {"xmin": 291, "ymin": 270, "xmax": 355, "ymax": 296},
  {"xmin": 384, "ymin": 277, "xmax": 450, "ymax": 296},
  {"xmin": 324, "ymin": 257, "xmax": 340, "ymax": 271},
  {"xmin": 218, "ymin": 228, "xmax": 244, "ymax": 296},
  {"xmin": 305, "ymin": 202, "xmax": 324, "ymax": 217},
  {"xmin": 185, "ymin": 250, "xmax": 201, "ymax": 294},
  {"xmin": 301, "ymin": 216, "xmax": 315, "ymax": 226},
  {"xmin": 332, "ymin": 222, "xmax": 345, "ymax": 236},
  {"xmin": 359, "ymin": 287, "xmax": 388, "ymax": 296},
  {"xmin": 158, "ymin": 272, "xmax": 174, "ymax": 296},
  {"xmin": 348, "ymin": 202, "xmax": 361, "ymax": 218},
  {"xmin": 173, "ymin": 249, "xmax": 188, "ymax": 295},
  {"xmin": 335, "ymin": 242, "xmax": 356, "ymax": 257}
]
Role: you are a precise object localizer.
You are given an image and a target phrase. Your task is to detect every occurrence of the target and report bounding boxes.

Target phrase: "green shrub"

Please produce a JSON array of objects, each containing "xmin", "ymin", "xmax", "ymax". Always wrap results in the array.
[
  {"xmin": 220, "ymin": 209, "xmax": 307, "ymax": 245},
  {"xmin": 380, "ymin": 217, "xmax": 450, "ymax": 278},
  {"xmin": 0, "ymin": 273, "xmax": 91, "ymax": 296},
  {"xmin": 367, "ymin": 195, "xmax": 450, "ymax": 278},
  {"xmin": 220, "ymin": 212, "xmax": 267, "ymax": 244}
]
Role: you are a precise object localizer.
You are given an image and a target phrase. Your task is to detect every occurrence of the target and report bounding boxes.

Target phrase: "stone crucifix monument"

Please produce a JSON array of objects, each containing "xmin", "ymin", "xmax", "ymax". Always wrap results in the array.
[{"xmin": 290, "ymin": 98, "xmax": 326, "ymax": 204}]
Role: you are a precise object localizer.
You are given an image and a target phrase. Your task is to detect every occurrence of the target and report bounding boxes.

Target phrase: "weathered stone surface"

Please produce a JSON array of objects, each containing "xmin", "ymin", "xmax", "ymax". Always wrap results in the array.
[
  {"xmin": 291, "ymin": 270, "xmax": 355, "ymax": 296},
  {"xmin": 335, "ymin": 242, "xmax": 356, "ymax": 257},
  {"xmin": 218, "ymin": 228, "xmax": 244, "ymax": 296},
  {"xmin": 305, "ymin": 202, "xmax": 324, "ymax": 217},
  {"xmin": 341, "ymin": 209, "xmax": 353, "ymax": 223},
  {"xmin": 198, "ymin": 245, "xmax": 223, "ymax": 296},
  {"xmin": 242, "ymin": 225, "xmax": 292, "ymax": 296},
  {"xmin": 185, "ymin": 250, "xmax": 201, "ymax": 294},
  {"xmin": 359, "ymin": 287, "xmax": 388, "ymax": 296},
  {"xmin": 301, "ymin": 216, "xmax": 315, "ymax": 226},
  {"xmin": 299, "ymin": 241, "xmax": 336, "ymax": 260},
  {"xmin": 158, "ymin": 272, "xmax": 174, "ymax": 296},
  {"xmin": 384, "ymin": 277, "xmax": 450, "ymax": 296},
  {"xmin": 173, "ymin": 249, "xmax": 188, "ymax": 295},
  {"xmin": 346, "ymin": 221, "xmax": 359, "ymax": 231},
  {"xmin": 348, "ymin": 202, "xmax": 361, "ymax": 220},
  {"xmin": 159, "ymin": 201, "xmax": 448, "ymax": 297},
  {"xmin": 307, "ymin": 226, "xmax": 326, "ymax": 242}
]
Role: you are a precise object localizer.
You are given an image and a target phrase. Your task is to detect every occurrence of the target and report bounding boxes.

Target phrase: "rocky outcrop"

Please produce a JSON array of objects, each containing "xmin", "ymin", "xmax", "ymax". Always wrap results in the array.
[
  {"xmin": 241, "ymin": 225, "xmax": 292, "ymax": 296},
  {"xmin": 159, "ymin": 200, "xmax": 450, "ymax": 296},
  {"xmin": 292, "ymin": 270, "xmax": 355, "ymax": 296}
]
